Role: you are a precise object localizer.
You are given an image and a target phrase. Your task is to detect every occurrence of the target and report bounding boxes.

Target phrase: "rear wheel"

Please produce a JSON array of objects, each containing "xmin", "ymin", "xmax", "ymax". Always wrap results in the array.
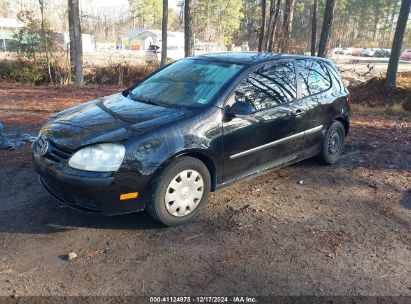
[
  {"xmin": 146, "ymin": 157, "xmax": 211, "ymax": 226},
  {"xmin": 318, "ymin": 121, "xmax": 345, "ymax": 165}
]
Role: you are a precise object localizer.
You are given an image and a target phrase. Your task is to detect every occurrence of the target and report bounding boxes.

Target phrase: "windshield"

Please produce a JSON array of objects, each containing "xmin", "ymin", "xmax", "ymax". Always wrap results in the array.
[{"xmin": 128, "ymin": 59, "xmax": 244, "ymax": 108}]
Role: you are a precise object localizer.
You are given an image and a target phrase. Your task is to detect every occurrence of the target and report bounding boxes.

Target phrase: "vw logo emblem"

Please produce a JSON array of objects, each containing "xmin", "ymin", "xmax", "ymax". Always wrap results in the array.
[
  {"xmin": 39, "ymin": 140, "xmax": 49, "ymax": 156},
  {"xmin": 37, "ymin": 135, "xmax": 50, "ymax": 156}
]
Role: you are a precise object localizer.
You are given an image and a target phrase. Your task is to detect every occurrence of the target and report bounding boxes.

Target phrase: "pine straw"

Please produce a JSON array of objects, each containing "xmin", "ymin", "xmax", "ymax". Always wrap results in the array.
[{"xmin": 348, "ymin": 72, "xmax": 411, "ymax": 107}]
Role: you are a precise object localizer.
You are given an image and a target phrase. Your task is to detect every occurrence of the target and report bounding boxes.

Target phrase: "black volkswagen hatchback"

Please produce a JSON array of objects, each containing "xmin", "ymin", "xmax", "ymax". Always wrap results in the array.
[{"xmin": 32, "ymin": 52, "xmax": 350, "ymax": 226}]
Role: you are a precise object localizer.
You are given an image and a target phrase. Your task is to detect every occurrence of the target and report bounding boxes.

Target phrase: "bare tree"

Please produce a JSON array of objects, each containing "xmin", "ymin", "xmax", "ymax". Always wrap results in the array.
[
  {"xmin": 385, "ymin": 0, "xmax": 411, "ymax": 90},
  {"xmin": 68, "ymin": 0, "xmax": 83, "ymax": 86},
  {"xmin": 258, "ymin": 0, "xmax": 267, "ymax": 52},
  {"xmin": 265, "ymin": 0, "xmax": 280, "ymax": 52},
  {"xmin": 184, "ymin": 0, "xmax": 194, "ymax": 57},
  {"xmin": 39, "ymin": 0, "xmax": 52, "ymax": 84},
  {"xmin": 161, "ymin": 0, "xmax": 168, "ymax": 67},
  {"xmin": 310, "ymin": 0, "xmax": 317, "ymax": 56},
  {"xmin": 266, "ymin": 0, "xmax": 281, "ymax": 52},
  {"xmin": 317, "ymin": 0, "xmax": 336, "ymax": 57},
  {"xmin": 68, "ymin": 0, "xmax": 74, "ymax": 66},
  {"xmin": 281, "ymin": 0, "xmax": 295, "ymax": 53}
]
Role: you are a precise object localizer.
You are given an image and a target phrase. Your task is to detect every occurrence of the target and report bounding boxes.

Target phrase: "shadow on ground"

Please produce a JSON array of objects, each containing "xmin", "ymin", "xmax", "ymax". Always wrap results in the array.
[{"xmin": 400, "ymin": 190, "xmax": 411, "ymax": 210}]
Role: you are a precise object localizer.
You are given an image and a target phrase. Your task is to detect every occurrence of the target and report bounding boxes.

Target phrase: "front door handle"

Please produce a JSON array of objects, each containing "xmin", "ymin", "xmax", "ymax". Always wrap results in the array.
[{"xmin": 294, "ymin": 109, "xmax": 303, "ymax": 117}]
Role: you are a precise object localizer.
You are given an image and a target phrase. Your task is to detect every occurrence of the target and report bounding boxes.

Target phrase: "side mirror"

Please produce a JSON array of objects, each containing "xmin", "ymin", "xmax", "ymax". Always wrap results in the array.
[{"xmin": 227, "ymin": 102, "xmax": 254, "ymax": 118}]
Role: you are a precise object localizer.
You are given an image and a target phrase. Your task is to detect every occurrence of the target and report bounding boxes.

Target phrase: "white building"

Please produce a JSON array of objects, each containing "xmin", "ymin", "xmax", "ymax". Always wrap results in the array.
[
  {"xmin": 0, "ymin": 17, "xmax": 24, "ymax": 50},
  {"xmin": 50, "ymin": 32, "xmax": 96, "ymax": 53},
  {"xmin": 121, "ymin": 28, "xmax": 184, "ymax": 53}
]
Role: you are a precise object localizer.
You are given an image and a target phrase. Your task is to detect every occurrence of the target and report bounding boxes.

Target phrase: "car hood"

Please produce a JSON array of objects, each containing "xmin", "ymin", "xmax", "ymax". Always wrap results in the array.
[{"xmin": 41, "ymin": 93, "xmax": 193, "ymax": 149}]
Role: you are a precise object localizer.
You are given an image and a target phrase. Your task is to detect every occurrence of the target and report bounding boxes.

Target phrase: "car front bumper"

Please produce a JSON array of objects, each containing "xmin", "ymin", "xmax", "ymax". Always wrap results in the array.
[{"xmin": 32, "ymin": 149, "xmax": 153, "ymax": 216}]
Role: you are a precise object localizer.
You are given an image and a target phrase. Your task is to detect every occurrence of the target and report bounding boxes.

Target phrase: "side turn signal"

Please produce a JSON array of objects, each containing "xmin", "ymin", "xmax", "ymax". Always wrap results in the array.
[{"xmin": 120, "ymin": 192, "xmax": 139, "ymax": 200}]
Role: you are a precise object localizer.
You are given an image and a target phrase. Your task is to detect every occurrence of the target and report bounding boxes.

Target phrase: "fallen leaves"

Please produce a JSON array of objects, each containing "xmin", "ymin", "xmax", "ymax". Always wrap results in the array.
[
  {"xmin": 184, "ymin": 234, "xmax": 204, "ymax": 241},
  {"xmin": 0, "ymin": 83, "xmax": 122, "ymax": 125},
  {"xmin": 0, "ymin": 261, "xmax": 8, "ymax": 272},
  {"xmin": 85, "ymin": 250, "xmax": 101, "ymax": 259}
]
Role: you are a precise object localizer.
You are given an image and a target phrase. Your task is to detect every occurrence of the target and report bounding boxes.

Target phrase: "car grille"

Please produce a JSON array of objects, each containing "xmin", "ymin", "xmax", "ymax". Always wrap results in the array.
[
  {"xmin": 46, "ymin": 141, "xmax": 72, "ymax": 163},
  {"xmin": 34, "ymin": 136, "xmax": 73, "ymax": 163}
]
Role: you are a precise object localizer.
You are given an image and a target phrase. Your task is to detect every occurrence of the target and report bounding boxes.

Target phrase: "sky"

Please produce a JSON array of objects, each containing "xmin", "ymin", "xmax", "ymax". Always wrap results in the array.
[
  {"xmin": 91, "ymin": 0, "xmax": 180, "ymax": 10},
  {"xmin": 79, "ymin": 0, "xmax": 181, "ymax": 18}
]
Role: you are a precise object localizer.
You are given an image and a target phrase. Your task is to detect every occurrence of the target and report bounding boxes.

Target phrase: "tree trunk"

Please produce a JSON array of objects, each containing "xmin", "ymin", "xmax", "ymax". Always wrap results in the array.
[
  {"xmin": 385, "ymin": 0, "xmax": 411, "ymax": 90},
  {"xmin": 310, "ymin": 0, "xmax": 317, "ymax": 56},
  {"xmin": 267, "ymin": 0, "xmax": 281, "ymax": 52},
  {"xmin": 184, "ymin": 0, "xmax": 194, "ymax": 57},
  {"xmin": 68, "ymin": 1, "xmax": 74, "ymax": 68},
  {"xmin": 317, "ymin": 0, "xmax": 336, "ymax": 58},
  {"xmin": 258, "ymin": 0, "xmax": 267, "ymax": 52},
  {"xmin": 39, "ymin": 0, "xmax": 53, "ymax": 84},
  {"xmin": 160, "ymin": 0, "xmax": 168, "ymax": 67},
  {"xmin": 263, "ymin": 0, "xmax": 274, "ymax": 51},
  {"xmin": 281, "ymin": 0, "xmax": 295, "ymax": 53},
  {"xmin": 68, "ymin": 0, "xmax": 83, "ymax": 86}
]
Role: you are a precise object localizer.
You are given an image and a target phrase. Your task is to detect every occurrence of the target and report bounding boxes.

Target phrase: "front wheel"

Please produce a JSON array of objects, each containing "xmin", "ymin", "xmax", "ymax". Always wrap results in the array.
[
  {"xmin": 318, "ymin": 121, "xmax": 345, "ymax": 165},
  {"xmin": 146, "ymin": 157, "xmax": 211, "ymax": 226}
]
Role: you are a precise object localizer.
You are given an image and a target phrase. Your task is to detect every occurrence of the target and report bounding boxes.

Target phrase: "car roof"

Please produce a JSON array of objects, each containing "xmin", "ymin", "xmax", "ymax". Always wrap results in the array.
[{"xmin": 193, "ymin": 52, "xmax": 332, "ymax": 65}]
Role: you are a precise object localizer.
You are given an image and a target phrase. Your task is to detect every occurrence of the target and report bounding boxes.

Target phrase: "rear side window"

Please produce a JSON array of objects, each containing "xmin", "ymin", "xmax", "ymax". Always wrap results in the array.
[
  {"xmin": 297, "ymin": 59, "xmax": 331, "ymax": 97},
  {"xmin": 326, "ymin": 62, "xmax": 344, "ymax": 93},
  {"xmin": 234, "ymin": 60, "xmax": 296, "ymax": 111}
]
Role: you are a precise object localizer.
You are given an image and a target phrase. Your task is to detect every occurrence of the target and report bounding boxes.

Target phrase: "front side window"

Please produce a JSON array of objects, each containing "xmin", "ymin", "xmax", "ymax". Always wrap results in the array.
[
  {"xmin": 128, "ymin": 59, "xmax": 243, "ymax": 108},
  {"xmin": 234, "ymin": 60, "xmax": 297, "ymax": 111},
  {"xmin": 297, "ymin": 59, "xmax": 331, "ymax": 97}
]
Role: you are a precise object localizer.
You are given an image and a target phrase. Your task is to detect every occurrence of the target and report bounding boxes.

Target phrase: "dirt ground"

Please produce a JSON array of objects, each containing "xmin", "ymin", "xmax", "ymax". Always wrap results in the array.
[{"xmin": 0, "ymin": 78, "xmax": 410, "ymax": 297}]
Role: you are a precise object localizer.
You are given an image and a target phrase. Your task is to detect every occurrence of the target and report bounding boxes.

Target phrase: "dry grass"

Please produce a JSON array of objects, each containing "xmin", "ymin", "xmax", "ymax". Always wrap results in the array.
[{"xmin": 350, "ymin": 103, "xmax": 411, "ymax": 117}]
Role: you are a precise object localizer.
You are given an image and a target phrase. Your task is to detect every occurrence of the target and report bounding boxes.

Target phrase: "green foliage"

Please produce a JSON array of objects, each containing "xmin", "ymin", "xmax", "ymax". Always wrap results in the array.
[
  {"xmin": 129, "ymin": 0, "xmax": 163, "ymax": 29},
  {"xmin": 84, "ymin": 63, "xmax": 158, "ymax": 86},
  {"xmin": 293, "ymin": 0, "xmax": 317, "ymax": 49},
  {"xmin": 236, "ymin": 0, "xmax": 261, "ymax": 49},
  {"xmin": 195, "ymin": 0, "xmax": 243, "ymax": 44},
  {"xmin": 0, "ymin": 59, "xmax": 158, "ymax": 86},
  {"xmin": 12, "ymin": 11, "xmax": 43, "ymax": 59},
  {"xmin": 291, "ymin": 0, "xmax": 406, "ymax": 50},
  {"xmin": 0, "ymin": 60, "xmax": 45, "ymax": 84},
  {"xmin": 168, "ymin": 8, "xmax": 175, "ymax": 31},
  {"xmin": 128, "ymin": 0, "xmax": 242, "ymax": 42}
]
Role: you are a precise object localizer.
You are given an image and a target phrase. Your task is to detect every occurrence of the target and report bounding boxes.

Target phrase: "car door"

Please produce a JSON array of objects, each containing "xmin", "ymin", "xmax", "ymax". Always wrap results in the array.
[
  {"xmin": 221, "ymin": 60, "xmax": 303, "ymax": 183},
  {"xmin": 289, "ymin": 59, "xmax": 334, "ymax": 154}
]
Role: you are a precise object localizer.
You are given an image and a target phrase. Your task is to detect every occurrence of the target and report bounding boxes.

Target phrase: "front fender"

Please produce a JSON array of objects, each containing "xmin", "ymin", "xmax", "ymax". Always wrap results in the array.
[{"xmin": 120, "ymin": 107, "xmax": 223, "ymax": 178}]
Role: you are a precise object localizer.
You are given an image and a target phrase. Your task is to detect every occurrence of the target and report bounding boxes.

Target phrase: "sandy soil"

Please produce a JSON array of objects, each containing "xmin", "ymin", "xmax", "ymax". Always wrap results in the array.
[{"xmin": 0, "ymin": 81, "xmax": 410, "ymax": 297}]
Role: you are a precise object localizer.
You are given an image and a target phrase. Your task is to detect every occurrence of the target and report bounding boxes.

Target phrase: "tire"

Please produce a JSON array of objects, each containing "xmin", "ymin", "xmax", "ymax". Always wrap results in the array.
[
  {"xmin": 146, "ymin": 156, "xmax": 211, "ymax": 226},
  {"xmin": 318, "ymin": 121, "xmax": 346, "ymax": 165}
]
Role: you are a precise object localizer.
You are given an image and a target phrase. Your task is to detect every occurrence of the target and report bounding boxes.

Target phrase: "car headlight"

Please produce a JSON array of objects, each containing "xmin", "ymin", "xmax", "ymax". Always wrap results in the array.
[{"xmin": 68, "ymin": 143, "xmax": 125, "ymax": 172}]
